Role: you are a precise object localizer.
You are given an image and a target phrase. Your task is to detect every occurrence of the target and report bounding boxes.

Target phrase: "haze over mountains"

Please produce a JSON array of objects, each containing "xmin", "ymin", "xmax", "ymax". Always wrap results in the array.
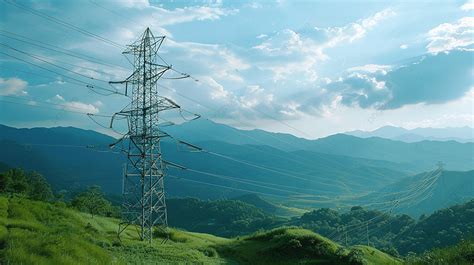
[
  {"xmin": 345, "ymin": 125, "xmax": 474, "ymax": 143},
  {"xmin": 1, "ymin": 120, "xmax": 473, "ymax": 217}
]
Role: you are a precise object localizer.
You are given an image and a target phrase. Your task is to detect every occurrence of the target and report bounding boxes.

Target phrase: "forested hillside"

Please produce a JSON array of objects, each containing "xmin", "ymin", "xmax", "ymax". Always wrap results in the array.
[
  {"xmin": 167, "ymin": 198, "xmax": 285, "ymax": 237},
  {"xmin": 1, "ymin": 167, "xmax": 473, "ymax": 264},
  {"xmin": 2, "ymin": 123, "xmax": 472, "ymax": 218}
]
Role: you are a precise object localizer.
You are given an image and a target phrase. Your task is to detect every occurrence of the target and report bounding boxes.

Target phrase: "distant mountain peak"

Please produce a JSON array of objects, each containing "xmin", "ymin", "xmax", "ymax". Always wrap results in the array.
[{"xmin": 345, "ymin": 125, "xmax": 473, "ymax": 143}]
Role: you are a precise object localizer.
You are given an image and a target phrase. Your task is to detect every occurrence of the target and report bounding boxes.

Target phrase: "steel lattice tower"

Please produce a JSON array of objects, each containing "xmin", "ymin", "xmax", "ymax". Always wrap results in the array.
[{"xmin": 110, "ymin": 28, "xmax": 179, "ymax": 242}]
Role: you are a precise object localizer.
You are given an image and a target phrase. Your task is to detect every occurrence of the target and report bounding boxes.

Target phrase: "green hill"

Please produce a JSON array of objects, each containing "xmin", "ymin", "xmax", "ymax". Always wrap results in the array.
[
  {"xmin": 359, "ymin": 170, "xmax": 474, "ymax": 217},
  {"xmin": 0, "ymin": 195, "xmax": 401, "ymax": 265}
]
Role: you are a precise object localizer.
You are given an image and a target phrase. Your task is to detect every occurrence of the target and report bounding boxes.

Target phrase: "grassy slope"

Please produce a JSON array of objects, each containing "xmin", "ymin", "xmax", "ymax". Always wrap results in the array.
[
  {"xmin": 219, "ymin": 227, "xmax": 401, "ymax": 265},
  {"xmin": 0, "ymin": 196, "xmax": 401, "ymax": 265}
]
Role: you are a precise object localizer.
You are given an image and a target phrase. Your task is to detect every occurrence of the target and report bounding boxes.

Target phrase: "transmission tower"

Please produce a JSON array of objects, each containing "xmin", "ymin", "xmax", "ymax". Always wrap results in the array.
[{"xmin": 109, "ymin": 28, "xmax": 180, "ymax": 242}]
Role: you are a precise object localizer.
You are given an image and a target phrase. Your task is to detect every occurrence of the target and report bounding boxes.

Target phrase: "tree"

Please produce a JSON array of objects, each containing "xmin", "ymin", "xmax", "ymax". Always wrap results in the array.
[
  {"xmin": 0, "ymin": 169, "xmax": 53, "ymax": 201},
  {"xmin": 71, "ymin": 186, "xmax": 116, "ymax": 218},
  {"xmin": 0, "ymin": 168, "xmax": 28, "ymax": 194},
  {"xmin": 26, "ymin": 171, "xmax": 53, "ymax": 201}
]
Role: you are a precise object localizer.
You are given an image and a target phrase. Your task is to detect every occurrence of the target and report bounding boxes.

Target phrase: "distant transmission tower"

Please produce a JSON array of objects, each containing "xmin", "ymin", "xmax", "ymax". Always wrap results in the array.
[{"xmin": 109, "ymin": 28, "xmax": 180, "ymax": 242}]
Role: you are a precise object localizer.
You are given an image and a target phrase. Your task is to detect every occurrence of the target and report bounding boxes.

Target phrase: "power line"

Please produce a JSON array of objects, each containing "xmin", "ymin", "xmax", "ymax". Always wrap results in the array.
[
  {"xmin": 0, "ymin": 43, "xmax": 110, "ymax": 83},
  {"xmin": 0, "ymin": 30, "xmax": 128, "ymax": 70},
  {"xmin": 3, "ymin": 0, "xmax": 124, "ymax": 49},
  {"xmin": 88, "ymin": 0, "xmax": 142, "ymax": 30},
  {"xmin": 180, "ymin": 167, "xmax": 319, "ymax": 198},
  {"xmin": 0, "ymin": 95, "xmax": 108, "ymax": 114},
  {"xmin": 17, "ymin": 142, "xmax": 120, "ymax": 154},
  {"xmin": 0, "ymin": 98, "xmax": 96, "ymax": 116},
  {"xmin": 158, "ymin": 83, "xmax": 403, "ymax": 187},
  {"xmin": 168, "ymin": 175, "xmax": 290, "ymax": 199},
  {"xmin": 200, "ymin": 150, "xmax": 356, "ymax": 194},
  {"xmin": 0, "ymin": 51, "xmax": 120, "ymax": 95}
]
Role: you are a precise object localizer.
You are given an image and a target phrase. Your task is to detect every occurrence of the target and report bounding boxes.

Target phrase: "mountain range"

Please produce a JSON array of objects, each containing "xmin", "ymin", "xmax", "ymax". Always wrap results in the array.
[
  {"xmin": 345, "ymin": 125, "xmax": 474, "ymax": 143},
  {"xmin": 1, "ymin": 121, "xmax": 473, "ymax": 217}
]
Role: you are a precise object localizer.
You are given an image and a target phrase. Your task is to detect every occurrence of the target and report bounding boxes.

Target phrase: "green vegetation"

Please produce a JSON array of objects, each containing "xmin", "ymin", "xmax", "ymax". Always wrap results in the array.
[
  {"xmin": 0, "ymin": 195, "xmax": 231, "ymax": 264},
  {"xmin": 359, "ymin": 170, "xmax": 474, "ymax": 217},
  {"xmin": 0, "ymin": 168, "xmax": 471, "ymax": 264},
  {"xmin": 231, "ymin": 194, "xmax": 279, "ymax": 214},
  {"xmin": 293, "ymin": 206, "xmax": 415, "ymax": 254},
  {"xmin": 218, "ymin": 227, "xmax": 401, "ymax": 265},
  {"xmin": 0, "ymin": 168, "xmax": 53, "ymax": 201},
  {"xmin": 71, "ymin": 185, "xmax": 119, "ymax": 218},
  {"xmin": 405, "ymin": 239, "xmax": 474, "ymax": 265},
  {"xmin": 167, "ymin": 197, "xmax": 285, "ymax": 237},
  {"xmin": 0, "ymin": 195, "xmax": 403, "ymax": 265},
  {"xmin": 395, "ymin": 199, "xmax": 474, "ymax": 255},
  {"xmin": 292, "ymin": 200, "xmax": 474, "ymax": 255},
  {"xmin": 0, "ymin": 196, "xmax": 114, "ymax": 264}
]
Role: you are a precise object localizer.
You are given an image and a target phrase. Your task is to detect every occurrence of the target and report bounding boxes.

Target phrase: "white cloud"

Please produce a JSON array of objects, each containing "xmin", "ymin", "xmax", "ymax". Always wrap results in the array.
[
  {"xmin": 63, "ymin": 101, "xmax": 99, "ymax": 114},
  {"xmin": 117, "ymin": 0, "xmax": 150, "ymax": 9},
  {"xmin": 400, "ymin": 44, "xmax": 408, "ymax": 49},
  {"xmin": 148, "ymin": 6, "xmax": 238, "ymax": 26},
  {"xmin": 49, "ymin": 94, "xmax": 99, "ymax": 114},
  {"xmin": 426, "ymin": 17, "xmax": 474, "ymax": 53},
  {"xmin": 239, "ymin": 85, "xmax": 274, "ymax": 109},
  {"xmin": 461, "ymin": 0, "xmax": 474, "ymax": 11},
  {"xmin": 168, "ymin": 39, "xmax": 249, "ymax": 82},
  {"xmin": 252, "ymin": 9, "xmax": 396, "ymax": 81},
  {"xmin": 199, "ymin": 76, "xmax": 231, "ymax": 100},
  {"xmin": 348, "ymin": 64, "xmax": 391, "ymax": 75},
  {"xmin": 0, "ymin": 77, "xmax": 28, "ymax": 96},
  {"xmin": 321, "ymin": 8, "xmax": 396, "ymax": 48}
]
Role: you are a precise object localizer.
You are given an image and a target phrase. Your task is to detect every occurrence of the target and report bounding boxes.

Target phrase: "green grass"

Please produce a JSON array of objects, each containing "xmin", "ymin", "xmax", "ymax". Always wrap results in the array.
[
  {"xmin": 0, "ymin": 196, "xmax": 404, "ymax": 265},
  {"xmin": 351, "ymin": 245, "xmax": 402, "ymax": 265},
  {"xmin": 217, "ymin": 227, "xmax": 401, "ymax": 265}
]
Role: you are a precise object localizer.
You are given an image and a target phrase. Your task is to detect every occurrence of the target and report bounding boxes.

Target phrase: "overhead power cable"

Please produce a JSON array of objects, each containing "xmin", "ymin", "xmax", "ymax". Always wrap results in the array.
[
  {"xmin": 3, "ymin": 0, "xmax": 124, "ymax": 49},
  {"xmin": 159, "ymin": 83, "xmax": 404, "ymax": 190},
  {"xmin": 0, "ymin": 30, "xmax": 128, "ymax": 70},
  {"xmin": 169, "ymin": 175, "xmax": 290, "ymax": 199},
  {"xmin": 0, "ymin": 51, "xmax": 120, "ymax": 95},
  {"xmin": 0, "ymin": 43, "xmax": 110, "ymax": 83}
]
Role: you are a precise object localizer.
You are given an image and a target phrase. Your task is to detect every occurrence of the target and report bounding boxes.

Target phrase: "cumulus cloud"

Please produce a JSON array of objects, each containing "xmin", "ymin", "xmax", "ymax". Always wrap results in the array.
[
  {"xmin": 239, "ymin": 85, "xmax": 274, "ymax": 109},
  {"xmin": 252, "ymin": 8, "xmax": 396, "ymax": 81},
  {"xmin": 49, "ymin": 94, "xmax": 99, "ymax": 114},
  {"xmin": 63, "ymin": 101, "xmax": 99, "ymax": 114},
  {"xmin": 262, "ymin": 8, "xmax": 395, "ymax": 52},
  {"xmin": 328, "ymin": 73, "xmax": 390, "ymax": 109},
  {"xmin": 320, "ymin": 8, "xmax": 396, "ymax": 48},
  {"xmin": 113, "ymin": 1, "xmax": 238, "ymax": 29},
  {"xmin": 461, "ymin": 0, "xmax": 474, "ymax": 11},
  {"xmin": 348, "ymin": 64, "xmax": 391, "ymax": 75},
  {"xmin": 333, "ymin": 50, "xmax": 473, "ymax": 110},
  {"xmin": 0, "ymin": 77, "xmax": 28, "ymax": 96},
  {"xmin": 380, "ymin": 51, "xmax": 473, "ymax": 109},
  {"xmin": 118, "ymin": 0, "xmax": 150, "ymax": 9},
  {"xmin": 198, "ymin": 76, "xmax": 231, "ymax": 100},
  {"xmin": 167, "ymin": 39, "xmax": 249, "ymax": 82},
  {"xmin": 148, "ymin": 6, "xmax": 238, "ymax": 26},
  {"xmin": 426, "ymin": 17, "xmax": 474, "ymax": 53}
]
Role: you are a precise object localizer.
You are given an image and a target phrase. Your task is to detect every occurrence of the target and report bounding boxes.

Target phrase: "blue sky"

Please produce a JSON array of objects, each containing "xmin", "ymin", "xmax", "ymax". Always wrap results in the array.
[{"xmin": 0, "ymin": 0, "xmax": 473, "ymax": 138}]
